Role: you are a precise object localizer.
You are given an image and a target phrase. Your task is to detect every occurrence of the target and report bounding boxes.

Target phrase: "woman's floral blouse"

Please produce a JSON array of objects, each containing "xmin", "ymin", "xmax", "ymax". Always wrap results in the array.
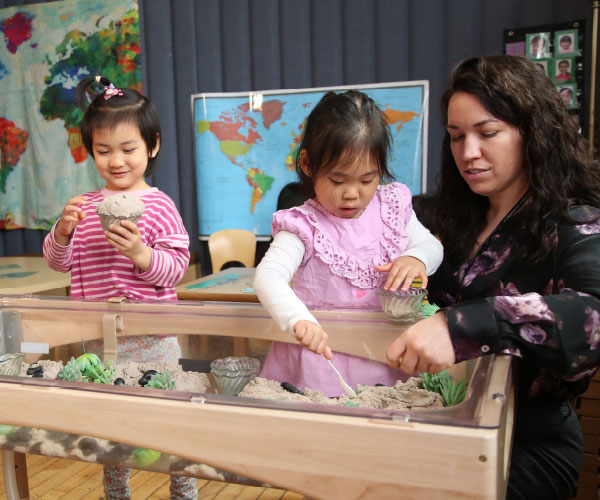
[{"xmin": 428, "ymin": 205, "xmax": 600, "ymax": 401}]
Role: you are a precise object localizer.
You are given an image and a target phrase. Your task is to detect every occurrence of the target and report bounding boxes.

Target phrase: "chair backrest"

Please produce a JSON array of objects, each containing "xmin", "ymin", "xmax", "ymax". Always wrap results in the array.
[
  {"xmin": 277, "ymin": 182, "xmax": 309, "ymax": 210},
  {"xmin": 207, "ymin": 229, "xmax": 257, "ymax": 272}
]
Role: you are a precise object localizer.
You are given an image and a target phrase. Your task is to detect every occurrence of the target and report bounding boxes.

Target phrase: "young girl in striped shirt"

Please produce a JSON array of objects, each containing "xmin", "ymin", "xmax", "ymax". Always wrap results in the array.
[{"xmin": 43, "ymin": 76, "xmax": 196, "ymax": 500}]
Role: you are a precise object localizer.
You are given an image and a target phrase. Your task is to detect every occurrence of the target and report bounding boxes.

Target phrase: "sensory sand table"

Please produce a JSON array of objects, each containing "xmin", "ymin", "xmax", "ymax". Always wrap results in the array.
[
  {"xmin": 0, "ymin": 358, "xmax": 446, "ymax": 486},
  {"xmin": 0, "ymin": 295, "xmax": 514, "ymax": 499}
]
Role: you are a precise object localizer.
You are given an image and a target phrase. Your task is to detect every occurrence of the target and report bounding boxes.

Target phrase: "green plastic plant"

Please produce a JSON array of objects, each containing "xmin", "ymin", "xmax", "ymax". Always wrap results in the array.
[
  {"xmin": 420, "ymin": 371, "xmax": 446, "ymax": 394},
  {"xmin": 146, "ymin": 372, "xmax": 175, "ymax": 390},
  {"xmin": 57, "ymin": 357, "xmax": 83, "ymax": 382},
  {"xmin": 0, "ymin": 425, "xmax": 14, "ymax": 435},
  {"xmin": 420, "ymin": 302, "xmax": 440, "ymax": 319},
  {"xmin": 420, "ymin": 370, "xmax": 468, "ymax": 407},
  {"xmin": 131, "ymin": 372, "xmax": 175, "ymax": 467},
  {"xmin": 132, "ymin": 447, "xmax": 161, "ymax": 467},
  {"xmin": 439, "ymin": 376, "xmax": 468, "ymax": 407},
  {"xmin": 75, "ymin": 353, "xmax": 102, "ymax": 373},
  {"xmin": 57, "ymin": 353, "xmax": 113, "ymax": 385}
]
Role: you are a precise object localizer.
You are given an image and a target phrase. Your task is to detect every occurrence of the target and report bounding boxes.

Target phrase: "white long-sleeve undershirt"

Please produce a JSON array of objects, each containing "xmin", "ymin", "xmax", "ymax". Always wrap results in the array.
[{"xmin": 253, "ymin": 211, "xmax": 443, "ymax": 336}]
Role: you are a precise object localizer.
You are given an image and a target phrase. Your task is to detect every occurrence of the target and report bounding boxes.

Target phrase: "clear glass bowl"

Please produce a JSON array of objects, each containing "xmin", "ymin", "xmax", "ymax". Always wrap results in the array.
[
  {"xmin": 0, "ymin": 353, "xmax": 24, "ymax": 376},
  {"xmin": 210, "ymin": 357, "xmax": 260, "ymax": 396},
  {"xmin": 376, "ymin": 287, "xmax": 428, "ymax": 323}
]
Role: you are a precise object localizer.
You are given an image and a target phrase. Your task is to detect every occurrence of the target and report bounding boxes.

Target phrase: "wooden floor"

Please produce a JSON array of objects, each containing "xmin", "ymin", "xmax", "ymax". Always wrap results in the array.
[{"xmin": 0, "ymin": 453, "xmax": 306, "ymax": 500}]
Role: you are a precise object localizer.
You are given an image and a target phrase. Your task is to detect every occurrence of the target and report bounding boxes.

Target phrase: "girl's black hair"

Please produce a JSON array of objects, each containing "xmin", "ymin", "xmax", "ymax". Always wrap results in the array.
[
  {"xmin": 432, "ymin": 55, "xmax": 600, "ymax": 263},
  {"xmin": 296, "ymin": 90, "xmax": 394, "ymax": 197},
  {"xmin": 74, "ymin": 76, "xmax": 161, "ymax": 176}
]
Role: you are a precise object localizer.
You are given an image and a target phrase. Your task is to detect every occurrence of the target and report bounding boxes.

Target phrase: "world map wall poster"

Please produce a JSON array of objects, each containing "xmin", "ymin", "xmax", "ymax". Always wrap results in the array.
[
  {"xmin": 0, "ymin": 0, "xmax": 141, "ymax": 230},
  {"xmin": 192, "ymin": 82, "xmax": 429, "ymax": 238}
]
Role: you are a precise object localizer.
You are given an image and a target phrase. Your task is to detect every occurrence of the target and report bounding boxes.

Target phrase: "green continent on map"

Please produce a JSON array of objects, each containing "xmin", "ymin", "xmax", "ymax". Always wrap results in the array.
[
  {"xmin": 247, "ymin": 168, "xmax": 274, "ymax": 213},
  {"xmin": 196, "ymin": 117, "xmax": 260, "ymax": 168},
  {"xmin": 39, "ymin": 9, "xmax": 142, "ymax": 163},
  {"xmin": 0, "ymin": 117, "xmax": 28, "ymax": 193},
  {"xmin": 220, "ymin": 140, "xmax": 253, "ymax": 167},
  {"xmin": 285, "ymin": 122, "xmax": 304, "ymax": 171}
]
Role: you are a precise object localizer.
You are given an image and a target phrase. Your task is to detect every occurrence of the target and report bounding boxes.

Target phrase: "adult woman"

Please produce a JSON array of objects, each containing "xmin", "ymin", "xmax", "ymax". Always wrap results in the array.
[{"xmin": 387, "ymin": 55, "xmax": 600, "ymax": 499}]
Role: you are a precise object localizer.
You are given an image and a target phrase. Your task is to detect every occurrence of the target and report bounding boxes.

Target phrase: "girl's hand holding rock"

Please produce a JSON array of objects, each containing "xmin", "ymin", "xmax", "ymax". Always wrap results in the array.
[{"xmin": 105, "ymin": 219, "xmax": 152, "ymax": 271}]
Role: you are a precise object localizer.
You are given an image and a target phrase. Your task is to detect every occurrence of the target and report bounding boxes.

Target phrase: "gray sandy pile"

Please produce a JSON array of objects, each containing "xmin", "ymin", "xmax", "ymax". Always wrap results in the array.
[
  {"xmin": 239, "ymin": 376, "xmax": 445, "ymax": 410},
  {"xmin": 96, "ymin": 192, "xmax": 145, "ymax": 231}
]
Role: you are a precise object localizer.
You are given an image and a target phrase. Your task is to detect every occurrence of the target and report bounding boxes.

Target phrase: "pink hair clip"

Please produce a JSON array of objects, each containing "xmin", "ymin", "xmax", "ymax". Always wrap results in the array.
[{"xmin": 104, "ymin": 83, "xmax": 123, "ymax": 100}]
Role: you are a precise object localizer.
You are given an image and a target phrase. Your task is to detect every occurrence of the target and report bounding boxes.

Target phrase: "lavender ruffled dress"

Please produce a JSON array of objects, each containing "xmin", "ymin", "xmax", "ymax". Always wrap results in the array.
[{"xmin": 260, "ymin": 182, "xmax": 413, "ymax": 396}]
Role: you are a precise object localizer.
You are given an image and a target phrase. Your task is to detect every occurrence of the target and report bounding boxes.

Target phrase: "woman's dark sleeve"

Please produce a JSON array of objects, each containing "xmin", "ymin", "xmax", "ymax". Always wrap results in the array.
[{"xmin": 443, "ymin": 208, "xmax": 600, "ymax": 378}]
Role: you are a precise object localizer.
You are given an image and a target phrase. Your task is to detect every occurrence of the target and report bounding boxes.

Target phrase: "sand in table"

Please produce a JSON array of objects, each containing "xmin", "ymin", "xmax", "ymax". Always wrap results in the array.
[
  {"xmin": 22, "ymin": 360, "xmax": 444, "ymax": 410},
  {"xmin": 21, "ymin": 360, "xmax": 209, "ymax": 393},
  {"xmin": 239, "ymin": 376, "xmax": 445, "ymax": 410}
]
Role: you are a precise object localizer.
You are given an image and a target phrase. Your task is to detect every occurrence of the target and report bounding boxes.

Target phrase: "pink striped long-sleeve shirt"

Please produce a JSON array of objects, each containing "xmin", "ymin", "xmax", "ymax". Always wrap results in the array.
[{"xmin": 44, "ymin": 187, "xmax": 190, "ymax": 301}]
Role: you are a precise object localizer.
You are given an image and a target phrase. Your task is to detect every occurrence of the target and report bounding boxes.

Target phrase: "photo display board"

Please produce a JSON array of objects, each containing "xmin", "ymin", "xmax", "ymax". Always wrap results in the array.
[
  {"xmin": 504, "ymin": 20, "xmax": 585, "ymax": 125},
  {"xmin": 191, "ymin": 82, "xmax": 429, "ymax": 238}
]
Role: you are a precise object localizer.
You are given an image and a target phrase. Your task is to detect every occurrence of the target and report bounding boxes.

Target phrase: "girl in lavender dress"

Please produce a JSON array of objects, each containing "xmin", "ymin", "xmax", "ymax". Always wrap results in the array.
[{"xmin": 253, "ymin": 90, "xmax": 443, "ymax": 397}]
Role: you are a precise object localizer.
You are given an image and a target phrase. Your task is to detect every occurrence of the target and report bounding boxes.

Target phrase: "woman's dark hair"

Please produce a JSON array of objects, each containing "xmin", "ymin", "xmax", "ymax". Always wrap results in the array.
[
  {"xmin": 296, "ymin": 90, "xmax": 394, "ymax": 197},
  {"xmin": 432, "ymin": 54, "xmax": 600, "ymax": 263},
  {"xmin": 75, "ymin": 76, "xmax": 161, "ymax": 176}
]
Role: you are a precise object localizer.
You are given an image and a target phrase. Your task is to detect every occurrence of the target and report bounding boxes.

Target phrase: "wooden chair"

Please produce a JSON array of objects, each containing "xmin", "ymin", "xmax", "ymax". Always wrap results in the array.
[
  {"xmin": 206, "ymin": 229, "xmax": 258, "ymax": 356},
  {"xmin": 207, "ymin": 229, "xmax": 257, "ymax": 273}
]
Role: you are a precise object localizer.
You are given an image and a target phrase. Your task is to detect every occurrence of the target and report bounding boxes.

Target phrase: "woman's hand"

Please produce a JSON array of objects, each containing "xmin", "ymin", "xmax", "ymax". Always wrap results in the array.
[
  {"xmin": 386, "ymin": 312, "xmax": 456, "ymax": 374},
  {"xmin": 104, "ymin": 220, "xmax": 152, "ymax": 271},
  {"xmin": 375, "ymin": 256, "xmax": 427, "ymax": 292},
  {"xmin": 293, "ymin": 320, "xmax": 333, "ymax": 360},
  {"xmin": 54, "ymin": 196, "xmax": 87, "ymax": 245}
]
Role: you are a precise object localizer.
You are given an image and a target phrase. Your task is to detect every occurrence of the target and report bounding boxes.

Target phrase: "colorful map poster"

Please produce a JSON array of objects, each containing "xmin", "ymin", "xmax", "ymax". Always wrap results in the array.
[
  {"xmin": 192, "ymin": 82, "xmax": 428, "ymax": 238},
  {"xmin": 0, "ymin": 0, "xmax": 141, "ymax": 230}
]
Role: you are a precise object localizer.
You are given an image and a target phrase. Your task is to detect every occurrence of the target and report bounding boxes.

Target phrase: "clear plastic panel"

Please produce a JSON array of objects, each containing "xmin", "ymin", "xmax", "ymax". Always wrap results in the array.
[
  {"xmin": 0, "ymin": 294, "xmax": 513, "ymax": 497},
  {"xmin": 0, "ymin": 294, "xmax": 510, "ymax": 427}
]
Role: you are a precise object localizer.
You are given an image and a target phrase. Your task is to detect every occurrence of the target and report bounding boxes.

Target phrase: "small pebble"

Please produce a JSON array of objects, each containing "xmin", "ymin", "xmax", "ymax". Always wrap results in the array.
[
  {"xmin": 27, "ymin": 365, "xmax": 43, "ymax": 377},
  {"xmin": 281, "ymin": 381, "xmax": 305, "ymax": 395},
  {"xmin": 138, "ymin": 369, "xmax": 158, "ymax": 386}
]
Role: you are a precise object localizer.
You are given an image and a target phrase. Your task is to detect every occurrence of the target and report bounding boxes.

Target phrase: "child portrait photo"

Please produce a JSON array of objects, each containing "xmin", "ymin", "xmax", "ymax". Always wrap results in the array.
[
  {"xmin": 526, "ymin": 32, "xmax": 550, "ymax": 59},
  {"xmin": 557, "ymin": 83, "xmax": 577, "ymax": 109},
  {"xmin": 554, "ymin": 57, "xmax": 574, "ymax": 83},
  {"xmin": 555, "ymin": 29, "xmax": 578, "ymax": 56}
]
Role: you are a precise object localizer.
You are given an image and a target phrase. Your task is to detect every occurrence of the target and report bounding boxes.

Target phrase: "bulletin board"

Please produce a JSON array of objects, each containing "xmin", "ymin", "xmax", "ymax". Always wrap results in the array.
[{"xmin": 504, "ymin": 20, "xmax": 585, "ymax": 127}]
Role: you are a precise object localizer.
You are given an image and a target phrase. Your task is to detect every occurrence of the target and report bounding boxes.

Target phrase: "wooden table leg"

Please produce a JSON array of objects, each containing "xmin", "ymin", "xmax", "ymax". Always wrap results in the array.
[
  {"xmin": 14, "ymin": 452, "xmax": 28, "ymax": 500},
  {"xmin": 2, "ymin": 451, "xmax": 19, "ymax": 500}
]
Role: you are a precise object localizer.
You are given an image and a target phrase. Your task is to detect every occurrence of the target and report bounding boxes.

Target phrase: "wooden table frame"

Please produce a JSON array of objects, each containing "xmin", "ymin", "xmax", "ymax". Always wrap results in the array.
[{"xmin": 0, "ymin": 295, "xmax": 513, "ymax": 500}]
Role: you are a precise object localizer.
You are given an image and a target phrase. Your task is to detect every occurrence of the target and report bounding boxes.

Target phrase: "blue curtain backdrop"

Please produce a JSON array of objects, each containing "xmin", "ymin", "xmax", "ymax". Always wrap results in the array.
[{"xmin": 0, "ymin": 0, "xmax": 597, "ymax": 271}]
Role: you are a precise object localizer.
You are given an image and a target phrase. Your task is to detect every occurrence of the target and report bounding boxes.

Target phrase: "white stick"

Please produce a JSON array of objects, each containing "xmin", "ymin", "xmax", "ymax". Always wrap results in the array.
[{"xmin": 327, "ymin": 359, "xmax": 357, "ymax": 397}]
